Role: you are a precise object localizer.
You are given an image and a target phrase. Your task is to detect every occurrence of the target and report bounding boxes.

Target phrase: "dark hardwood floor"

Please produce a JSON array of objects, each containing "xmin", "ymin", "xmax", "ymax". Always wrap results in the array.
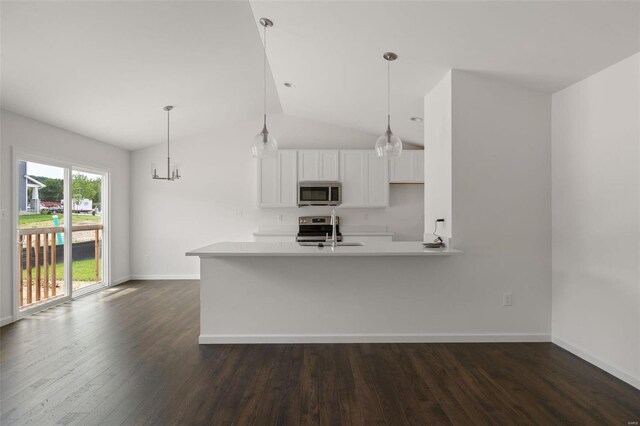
[{"xmin": 1, "ymin": 280, "xmax": 639, "ymax": 425}]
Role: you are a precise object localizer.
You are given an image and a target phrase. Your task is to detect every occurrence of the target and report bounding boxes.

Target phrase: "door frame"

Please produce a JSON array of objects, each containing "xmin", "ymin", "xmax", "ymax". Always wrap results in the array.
[{"xmin": 11, "ymin": 149, "xmax": 111, "ymax": 321}]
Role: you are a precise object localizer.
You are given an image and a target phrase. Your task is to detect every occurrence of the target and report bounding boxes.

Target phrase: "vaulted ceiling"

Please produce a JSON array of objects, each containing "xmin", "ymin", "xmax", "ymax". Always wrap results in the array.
[
  {"xmin": 1, "ymin": 1, "xmax": 281, "ymax": 150},
  {"xmin": 1, "ymin": 1, "xmax": 638, "ymax": 150}
]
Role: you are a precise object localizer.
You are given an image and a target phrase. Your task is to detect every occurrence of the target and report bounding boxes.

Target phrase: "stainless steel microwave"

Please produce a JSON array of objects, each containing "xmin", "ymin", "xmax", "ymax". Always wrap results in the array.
[{"xmin": 298, "ymin": 181, "xmax": 342, "ymax": 207}]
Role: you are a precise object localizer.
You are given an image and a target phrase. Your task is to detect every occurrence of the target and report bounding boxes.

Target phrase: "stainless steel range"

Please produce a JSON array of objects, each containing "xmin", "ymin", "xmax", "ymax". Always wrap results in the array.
[{"xmin": 296, "ymin": 216, "xmax": 343, "ymax": 243}]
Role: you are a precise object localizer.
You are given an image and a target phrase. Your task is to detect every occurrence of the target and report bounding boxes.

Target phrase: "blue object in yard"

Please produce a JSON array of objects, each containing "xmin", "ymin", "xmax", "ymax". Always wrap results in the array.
[{"xmin": 52, "ymin": 215, "xmax": 63, "ymax": 245}]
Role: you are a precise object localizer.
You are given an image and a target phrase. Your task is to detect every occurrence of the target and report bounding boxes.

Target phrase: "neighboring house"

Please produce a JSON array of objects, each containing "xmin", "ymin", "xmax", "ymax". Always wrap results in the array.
[{"xmin": 18, "ymin": 161, "xmax": 47, "ymax": 213}]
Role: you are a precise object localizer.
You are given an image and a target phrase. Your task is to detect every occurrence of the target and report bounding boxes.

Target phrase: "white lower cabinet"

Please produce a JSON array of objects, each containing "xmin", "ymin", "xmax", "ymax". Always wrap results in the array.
[
  {"xmin": 339, "ymin": 150, "xmax": 388, "ymax": 207},
  {"xmin": 258, "ymin": 150, "xmax": 298, "ymax": 208}
]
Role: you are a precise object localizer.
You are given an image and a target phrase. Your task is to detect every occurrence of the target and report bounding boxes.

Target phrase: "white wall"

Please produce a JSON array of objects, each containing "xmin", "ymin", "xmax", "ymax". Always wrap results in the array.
[
  {"xmin": 551, "ymin": 53, "xmax": 640, "ymax": 388},
  {"xmin": 130, "ymin": 114, "xmax": 424, "ymax": 279},
  {"xmin": 0, "ymin": 110, "xmax": 131, "ymax": 324},
  {"xmin": 424, "ymin": 71, "xmax": 452, "ymax": 241},
  {"xmin": 423, "ymin": 70, "xmax": 552, "ymax": 337}
]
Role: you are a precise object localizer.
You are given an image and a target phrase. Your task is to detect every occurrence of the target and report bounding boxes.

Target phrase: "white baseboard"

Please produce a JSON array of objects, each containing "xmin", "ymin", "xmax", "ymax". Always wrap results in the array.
[
  {"xmin": 199, "ymin": 333, "xmax": 550, "ymax": 344},
  {"xmin": 0, "ymin": 315, "xmax": 14, "ymax": 327},
  {"xmin": 110, "ymin": 276, "xmax": 131, "ymax": 286},
  {"xmin": 552, "ymin": 336, "xmax": 640, "ymax": 390},
  {"xmin": 129, "ymin": 274, "xmax": 200, "ymax": 280}
]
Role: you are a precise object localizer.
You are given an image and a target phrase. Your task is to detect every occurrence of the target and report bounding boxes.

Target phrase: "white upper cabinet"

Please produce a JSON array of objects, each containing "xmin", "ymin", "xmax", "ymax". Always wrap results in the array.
[
  {"xmin": 319, "ymin": 151, "xmax": 340, "ymax": 180},
  {"xmin": 258, "ymin": 149, "xmax": 390, "ymax": 208},
  {"xmin": 389, "ymin": 150, "xmax": 424, "ymax": 183},
  {"xmin": 258, "ymin": 150, "xmax": 298, "ymax": 208},
  {"xmin": 297, "ymin": 150, "xmax": 339, "ymax": 181},
  {"xmin": 367, "ymin": 152, "xmax": 389, "ymax": 205},
  {"xmin": 339, "ymin": 150, "xmax": 389, "ymax": 208},
  {"xmin": 339, "ymin": 150, "xmax": 365, "ymax": 206}
]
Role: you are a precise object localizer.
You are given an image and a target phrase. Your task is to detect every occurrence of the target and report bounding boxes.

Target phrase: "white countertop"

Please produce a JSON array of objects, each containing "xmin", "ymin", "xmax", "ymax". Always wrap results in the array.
[{"xmin": 186, "ymin": 242, "xmax": 462, "ymax": 257}]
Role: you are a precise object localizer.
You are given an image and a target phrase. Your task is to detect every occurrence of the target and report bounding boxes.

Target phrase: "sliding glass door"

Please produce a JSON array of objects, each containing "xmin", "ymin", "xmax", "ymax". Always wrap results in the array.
[
  {"xmin": 15, "ymin": 157, "xmax": 108, "ymax": 317},
  {"xmin": 16, "ymin": 160, "xmax": 69, "ymax": 312},
  {"xmin": 71, "ymin": 168, "xmax": 105, "ymax": 295}
]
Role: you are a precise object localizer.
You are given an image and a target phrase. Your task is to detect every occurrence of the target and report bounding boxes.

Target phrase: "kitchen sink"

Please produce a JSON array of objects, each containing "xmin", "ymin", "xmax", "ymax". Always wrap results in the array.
[{"xmin": 298, "ymin": 242, "xmax": 365, "ymax": 247}]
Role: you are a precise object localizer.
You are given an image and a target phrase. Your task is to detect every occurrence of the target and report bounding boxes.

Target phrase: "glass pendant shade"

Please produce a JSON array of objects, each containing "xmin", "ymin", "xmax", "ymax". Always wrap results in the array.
[
  {"xmin": 375, "ymin": 126, "xmax": 402, "ymax": 158},
  {"xmin": 251, "ymin": 125, "xmax": 278, "ymax": 159},
  {"xmin": 375, "ymin": 52, "xmax": 402, "ymax": 158}
]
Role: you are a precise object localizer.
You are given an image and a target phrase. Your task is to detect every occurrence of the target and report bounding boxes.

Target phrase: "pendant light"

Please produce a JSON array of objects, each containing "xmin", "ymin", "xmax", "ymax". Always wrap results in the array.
[
  {"xmin": 252, "ymin": 18, "xmax": 278, "ymax": 159},
  {"xmin": 152, "ymin": 106, "xmax": 181, "ymax": 181},
  {"xmin": 375, "ymin": 52, "xmax": 402, "ymax": 158}
]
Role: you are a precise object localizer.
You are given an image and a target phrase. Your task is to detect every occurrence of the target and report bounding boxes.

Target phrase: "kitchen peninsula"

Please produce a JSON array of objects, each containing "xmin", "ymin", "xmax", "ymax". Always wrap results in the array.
[{"xmin": 187, "ymin": 242, "xmax": 461, "ymax": 344}]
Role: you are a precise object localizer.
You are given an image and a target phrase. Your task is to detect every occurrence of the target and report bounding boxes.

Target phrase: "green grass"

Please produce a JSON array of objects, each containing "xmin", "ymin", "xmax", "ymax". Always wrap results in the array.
[
  {"xmin": 19, "ymin": 214, "xmax": 101, "ymax": 228},
  {"xmin": 27, "ymin": 258, "xmax": 102, "ymax": 282}
]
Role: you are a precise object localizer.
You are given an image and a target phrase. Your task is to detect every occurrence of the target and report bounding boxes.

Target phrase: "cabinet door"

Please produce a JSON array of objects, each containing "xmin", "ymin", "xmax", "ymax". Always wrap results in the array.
[
  {"xmin": 389, "ymin": 151, "xmax": 414, "ymax": 183},
  {"xmin": 259, "ymin": 157, "xmax": 278, "ymax": 206},
  {"xmin": 340, "ymin": 150, "xmax": 388, "ymax": 207},
  {"xmin": 297, "ymin": 151, "xmax": 318, "ymax": 181},
  {"xmin": 339, "ymin": 151, "xmax": 366, "ymax": 207},
  {"xmin": 366, "ymin": 151, "xmax": 389, "ymax": 206},
  {"xmin": 278, "ymin": 150, "xmax": 298, "ymax": 206},
  {"xmin": 389, "ymin": 150, "xmax": 424, "ymax": 183},
  {"xmin": 318, "ymin": 151, "xmax": 339, "ymax": 180},
  {"xmin": 258, "ymin": 150, "xmax": 297, "ymax": 207},
  {"xmin": 298, "ymin": 150, "xmax": 339, "ymax": 181}
]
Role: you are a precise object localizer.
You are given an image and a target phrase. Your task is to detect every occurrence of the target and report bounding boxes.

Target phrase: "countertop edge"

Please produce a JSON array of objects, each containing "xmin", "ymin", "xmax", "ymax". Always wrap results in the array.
[
  {"xmin": 252, "ymin": 231, "xmax": 395, "ymax": 236},
  {"xmin": 186, "ymin": 242, "xmax": 462, "ymax": 257},
  {"xmin": 187, "ymin": 252, "xmax": 461, "ymax": 257},
  {"xmin": 186, "ymin": 249, "xmax": 462, "ymax": 257}
]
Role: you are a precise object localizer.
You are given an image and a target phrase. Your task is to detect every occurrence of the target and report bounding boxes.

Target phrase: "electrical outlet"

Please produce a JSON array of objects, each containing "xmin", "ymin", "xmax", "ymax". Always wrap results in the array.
[
  {"xmin": 237, "ymin": 210, "xmax": 243, "ymax": 217},
  {"xmin": 503, "ymin": 292, "xmax": 513, "ymax": 306},
  {"xmin": 277, "ymin": 214, "xmax": 283, "ymax": 222}
]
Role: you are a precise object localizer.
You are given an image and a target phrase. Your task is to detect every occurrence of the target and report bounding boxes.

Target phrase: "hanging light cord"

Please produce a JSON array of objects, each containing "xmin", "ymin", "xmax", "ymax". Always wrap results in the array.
[
  {"xmin": 387, "ymin": 58, "xmax": 391, "ymax": 129},
  {"xmin": 166, "ymin": 108, "xmax": 171, "ymax": 177},
  {"xmin": 263, "ymin": 22, "xmax": 267, "ymax": 129}
]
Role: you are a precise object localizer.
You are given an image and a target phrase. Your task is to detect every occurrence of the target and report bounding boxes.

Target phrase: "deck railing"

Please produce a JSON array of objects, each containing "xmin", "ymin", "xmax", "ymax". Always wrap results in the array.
[{"xmin": 18, "ymin": 224, "xmax": 103, "ymax": 309}]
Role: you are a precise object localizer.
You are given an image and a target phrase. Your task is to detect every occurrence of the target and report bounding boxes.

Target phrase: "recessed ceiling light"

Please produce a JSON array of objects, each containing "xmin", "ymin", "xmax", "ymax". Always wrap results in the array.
[
  {"xmin": 410, "ymin": 116, "xmax": 423, "ymax": 122},
  {"xmin": 283, "ymin": 82, "xmax": 296, "ymax": 88}
]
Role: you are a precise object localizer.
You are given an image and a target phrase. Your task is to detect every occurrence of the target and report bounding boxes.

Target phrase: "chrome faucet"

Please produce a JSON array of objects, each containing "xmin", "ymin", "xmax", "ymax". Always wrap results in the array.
[{"xmin": 325, "ymin": 209, "xmax": 338, "ymax": 248}]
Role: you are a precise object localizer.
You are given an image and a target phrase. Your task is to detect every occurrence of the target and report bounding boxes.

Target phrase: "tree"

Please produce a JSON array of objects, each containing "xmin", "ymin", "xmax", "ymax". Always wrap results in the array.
[
  {"xmin": 34, "ymin": 176, "xmax": 63, "ymax": 202},
  {"xmin": 72, "ymin": 174, "xmax": 101, "ymax": 203}
]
